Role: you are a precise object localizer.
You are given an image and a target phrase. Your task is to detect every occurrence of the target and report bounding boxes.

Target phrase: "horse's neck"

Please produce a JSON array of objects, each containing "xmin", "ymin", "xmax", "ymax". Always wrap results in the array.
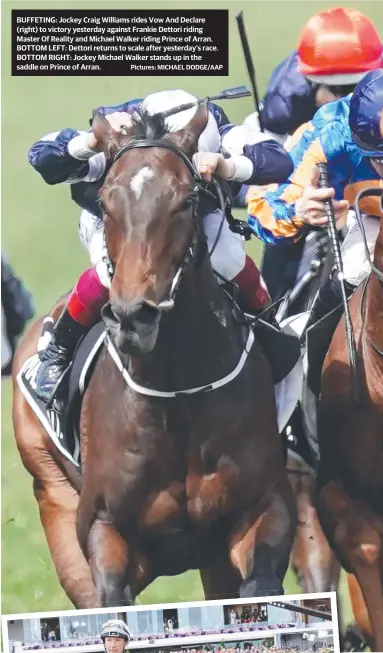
[
  {"xmin": 129, "ymin": 260, "xmax": 243, "ymax": 391},
  {"xmin": 365, "ymin": 229, "xmax": 383, "ymax": 362}
]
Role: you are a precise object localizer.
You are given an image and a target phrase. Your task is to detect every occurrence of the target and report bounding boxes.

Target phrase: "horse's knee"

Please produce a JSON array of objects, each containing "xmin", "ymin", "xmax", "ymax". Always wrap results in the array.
[
  {"xmin": 347, "ymin": 538, "xmax": 381, "ymax": 568},
  {"xmin": 333, "ymin": 511, "xmax": 381, "ymax": 557}
]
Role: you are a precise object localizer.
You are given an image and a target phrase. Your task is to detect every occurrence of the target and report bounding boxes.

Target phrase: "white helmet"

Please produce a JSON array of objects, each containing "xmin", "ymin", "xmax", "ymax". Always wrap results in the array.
[
  {"xmin": 100, "ymin": 619, "xmax": 132, "ymax": 643},
  {"xmin": 141, "ymin": 89, "xmax": 221, "ymax": 153}
]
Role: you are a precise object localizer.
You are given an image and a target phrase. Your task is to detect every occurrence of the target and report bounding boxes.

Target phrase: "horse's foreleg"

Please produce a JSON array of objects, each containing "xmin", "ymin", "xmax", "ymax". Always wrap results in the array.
[
  {"xmin": 228, "ymin": 487, "xmax": 296, "ymax": 597},
  {"xmin": 317, "ymin": 481, "xmax": 383, "ymax": 652},
  {"xmin": 33, "ymin": 473, "xmax": 98, "ymax": 608},
  {"xmin": 200, "ymin": 555, "xmax": 240, "ymax": 600},
  {"xmin": 13, "ymin": 367, "xmax": 97, "ymax": 609},
  {"xmin": 83, "ymin": 519, "xmax": 133, "ymax": 607},
  {"xmin": 84, "ymin": 519, "xmax": 151, "ymax": 607},
  {"xmin": 288, "ymin": 466, "xmax": 340, "ymax": 593},
  {"xmin": 347, "ymin": 573, "xmax": 373, "ymax": 649}
]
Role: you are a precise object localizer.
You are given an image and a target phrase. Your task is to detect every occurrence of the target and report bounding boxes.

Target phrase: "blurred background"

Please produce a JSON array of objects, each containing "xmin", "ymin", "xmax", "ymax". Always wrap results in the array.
[{"xmin": 1, "ymin": 0, "xmax": 382, "ymax": 632}]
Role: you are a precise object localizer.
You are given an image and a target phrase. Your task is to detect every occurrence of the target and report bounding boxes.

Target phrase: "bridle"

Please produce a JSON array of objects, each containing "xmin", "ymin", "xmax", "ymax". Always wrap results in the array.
[
  {"xmin": 103, "ymin": 136, "xmax": 230, "ymax": 312},
  {"xmin": 99, "ymin": 133, "xmax": 258, "ymax": 399}
]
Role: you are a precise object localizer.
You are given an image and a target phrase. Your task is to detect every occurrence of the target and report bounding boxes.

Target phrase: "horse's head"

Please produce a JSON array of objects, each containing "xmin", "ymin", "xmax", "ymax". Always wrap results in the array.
[{"xmin": 93, "ymin": 103, "xmax": 209, "ymax": 355}]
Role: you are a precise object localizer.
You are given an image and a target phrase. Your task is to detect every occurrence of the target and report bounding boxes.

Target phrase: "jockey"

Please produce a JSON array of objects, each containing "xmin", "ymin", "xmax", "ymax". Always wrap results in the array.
[
  {"xmin": 100, "ymin": 619, "xmax": 132, "ymax": 653},
  {"xmin": 247, "ymin": 68, "xmax": 383, "ymax": 331},
  {"xmin": 28, "ymin": 88, "xmax": 293, "ymax": 405},
  {"xmin": 242, "ymin": 7, "xmax": 383, "ymax": 300},
  {"xmin": 262, "ymin": 7, "xmax": 382, "ymax": 142}
]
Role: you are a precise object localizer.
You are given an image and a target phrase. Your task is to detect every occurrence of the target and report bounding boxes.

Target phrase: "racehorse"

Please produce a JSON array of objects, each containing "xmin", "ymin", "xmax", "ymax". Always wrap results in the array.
[
  {"xmin": 316, "ymin": 188, "xmax": 383, "ymax": 652},
  {"xmin": 12, "ymin": 104, "xmax": 297, "ymax": 608}
]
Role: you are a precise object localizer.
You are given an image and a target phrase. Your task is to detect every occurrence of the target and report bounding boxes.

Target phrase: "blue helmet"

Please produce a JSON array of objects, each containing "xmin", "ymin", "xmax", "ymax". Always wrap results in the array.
[{"xmin": 349, "ymin": 69, "xmax": 383, "ymax": 159}]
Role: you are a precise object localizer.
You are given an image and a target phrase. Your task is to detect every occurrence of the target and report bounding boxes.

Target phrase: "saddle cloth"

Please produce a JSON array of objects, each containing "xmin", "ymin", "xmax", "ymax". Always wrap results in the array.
[{"xmin": 17, "ymin": 319, "xmax": 301, "ymax": 467}]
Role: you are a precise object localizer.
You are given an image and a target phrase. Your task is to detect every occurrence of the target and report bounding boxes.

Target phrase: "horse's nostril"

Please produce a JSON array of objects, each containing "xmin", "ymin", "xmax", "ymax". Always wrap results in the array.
[
  {"xmin": 134, "ymin": 302, "xmax": 159, "ymax": 326},
  {"xmin": 106, "ymin": 300, "xmax": 160, "ymax": 332}
]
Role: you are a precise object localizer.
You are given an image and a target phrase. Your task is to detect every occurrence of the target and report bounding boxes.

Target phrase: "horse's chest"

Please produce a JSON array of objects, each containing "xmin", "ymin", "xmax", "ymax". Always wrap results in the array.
[
  {"xmin": 139, "ymin": 482, "xmax": 187, "ymax": 531},
  {"xmin": 139, "ymin": 469, "xmax": 233, "ymax": 532},
  {"xmin": 103, "ymin": 405, "xmax": 243, "ymax": 533}
]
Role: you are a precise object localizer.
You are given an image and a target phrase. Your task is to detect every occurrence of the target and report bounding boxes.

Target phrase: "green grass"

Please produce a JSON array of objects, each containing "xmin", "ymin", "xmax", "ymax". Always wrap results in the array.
[{"xmin": 1, "ymin": 0, "xmax": 381, "ymax": 631}]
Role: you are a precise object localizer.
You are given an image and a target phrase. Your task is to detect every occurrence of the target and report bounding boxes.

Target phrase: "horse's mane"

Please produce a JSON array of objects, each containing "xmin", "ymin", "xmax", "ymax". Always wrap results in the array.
[{"xmin": 132, "ymin": 108, "xmax": 170, "ymax": 141}]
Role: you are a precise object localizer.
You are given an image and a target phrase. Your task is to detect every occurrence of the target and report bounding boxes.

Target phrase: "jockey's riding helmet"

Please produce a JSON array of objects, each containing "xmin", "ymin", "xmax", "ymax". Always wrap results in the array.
[
  {"xmin": 141, "ymin": 89, "xmax": 221, "ymax": 153},
  {"xmin": 349, "ymin": 69, "xmax": 383, "ymax": 159},
  {"xmin": 100, "ymin": 619, "xmax": 132, "ymax": 646},
  {"xmin": 297, "ymin": 8, "xmax": 382, "ymax": 86}
]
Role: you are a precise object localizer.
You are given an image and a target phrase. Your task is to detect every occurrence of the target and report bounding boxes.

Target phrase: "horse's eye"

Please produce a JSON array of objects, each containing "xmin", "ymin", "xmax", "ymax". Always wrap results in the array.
[
  {"xmin": 98, "ymin": 197, "xmax": 107, "ymax": 214},
  {"xmin": 180, "ymin": 196, "xmax": 197, "ymax": 213},
  {"xmin": 181, "ymin": 199, "xmax": 192, "ymax": 211}
]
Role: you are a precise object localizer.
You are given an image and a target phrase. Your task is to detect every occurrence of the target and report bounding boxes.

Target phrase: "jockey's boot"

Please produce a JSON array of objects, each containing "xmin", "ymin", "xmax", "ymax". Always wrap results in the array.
[
  {"xmin": 35, "ymin": 267, "xmax": 109, "ymax": 406},
  {"xmin": 232, "ymin": 255, "xmax": 271, "ymax": 316},
  {"xmin": 35, "ymin": 307, "xmax": 89, "ymax": 404},
  {"xmin": 302, "ymin": 270, "xmax": 356, "ymax": 339}
]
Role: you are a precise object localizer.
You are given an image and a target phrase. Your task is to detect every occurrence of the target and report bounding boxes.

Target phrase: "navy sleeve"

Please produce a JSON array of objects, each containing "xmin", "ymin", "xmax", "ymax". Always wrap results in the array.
[
  {"xmin": 28, "ymin": 129, "xmax": 91, "ymax": 185},
  {"xmin": 28, "ymin": 102, "xmax": 145, "ymax": 186},
  {"xmin": 242, "ymin": 140, "xmax": 294, "ymax": 185}
]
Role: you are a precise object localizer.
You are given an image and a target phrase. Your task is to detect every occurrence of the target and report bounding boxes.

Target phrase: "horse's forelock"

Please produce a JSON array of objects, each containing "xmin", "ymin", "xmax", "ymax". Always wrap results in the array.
[{"xmin": 132, "ymin": 108, "xmax": 169, "ymax": 141}]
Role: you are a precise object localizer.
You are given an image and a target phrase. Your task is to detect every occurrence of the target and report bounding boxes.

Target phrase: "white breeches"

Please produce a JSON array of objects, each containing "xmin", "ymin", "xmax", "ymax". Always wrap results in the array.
[
  {"xmin": 202, "ymin": 210, "xmax": 246, "ymax": 281},
  {"xmin": 78, "ymin": 208, "xmax": 246, "ymax": 286},
  {"xmin": 341, "ymin": 211, "xmax": 380, "ymax": 287},
  {"xmin": 78, "ymin": 212, "xmax": 110, "ymax": 288}
]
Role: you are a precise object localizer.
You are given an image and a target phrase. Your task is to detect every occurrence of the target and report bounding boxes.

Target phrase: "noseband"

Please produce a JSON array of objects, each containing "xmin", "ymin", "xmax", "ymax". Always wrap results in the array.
[{"xmin": 104, "ymin": 138, "xmax": 216, "ymax": 311}]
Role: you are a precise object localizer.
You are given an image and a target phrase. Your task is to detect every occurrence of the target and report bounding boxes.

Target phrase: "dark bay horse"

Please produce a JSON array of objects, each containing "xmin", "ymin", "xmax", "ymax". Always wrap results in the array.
[
  {"xmin": 316, "ymin": 188, "xmax": 383, "ymax": 652},
  {"xmin": 12, "ymin": 104, "xmax": 297, "ymax": 608}
]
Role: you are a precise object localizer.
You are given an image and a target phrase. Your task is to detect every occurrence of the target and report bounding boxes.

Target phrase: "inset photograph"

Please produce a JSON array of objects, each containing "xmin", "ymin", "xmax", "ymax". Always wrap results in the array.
[{"xmin": 2, "ymin": 593, "xmax": 339, "ymax": 653}]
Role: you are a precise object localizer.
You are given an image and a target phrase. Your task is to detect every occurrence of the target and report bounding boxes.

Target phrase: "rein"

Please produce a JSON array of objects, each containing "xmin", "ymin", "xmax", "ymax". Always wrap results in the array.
[{"xmin": 318, "ymin": 164, "xmax": 361, "ymax": 404}]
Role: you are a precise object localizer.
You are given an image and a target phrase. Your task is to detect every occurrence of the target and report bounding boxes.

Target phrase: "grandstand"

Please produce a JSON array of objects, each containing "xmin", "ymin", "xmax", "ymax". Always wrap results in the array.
[{"xmin": 4, "ymin": 596, "xmax": 337, "ymax": 653}]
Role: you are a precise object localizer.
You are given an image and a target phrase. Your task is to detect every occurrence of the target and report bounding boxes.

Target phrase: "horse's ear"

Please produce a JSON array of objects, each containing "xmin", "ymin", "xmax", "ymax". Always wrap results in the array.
[
  {"xmin": 92, "ymin": 111, "xmax": 134, "ymax": 160},
  {"xmin": 170, "ymin": 103, "xmax": 209, "ymax": 155}
]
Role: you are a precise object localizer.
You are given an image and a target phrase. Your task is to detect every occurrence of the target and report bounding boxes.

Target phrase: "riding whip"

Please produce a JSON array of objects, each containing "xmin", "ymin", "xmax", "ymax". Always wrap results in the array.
[
  {"xmin": 161, "ymin": 86, "xmax": 251, "ymax": 120},
  {"xmin": 317, "ymin": 162, "xmax": 361, "ymax": 404},
  {"xmin": 236, "ymin": 11, "xmax": 264, "ymax": 132}
]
